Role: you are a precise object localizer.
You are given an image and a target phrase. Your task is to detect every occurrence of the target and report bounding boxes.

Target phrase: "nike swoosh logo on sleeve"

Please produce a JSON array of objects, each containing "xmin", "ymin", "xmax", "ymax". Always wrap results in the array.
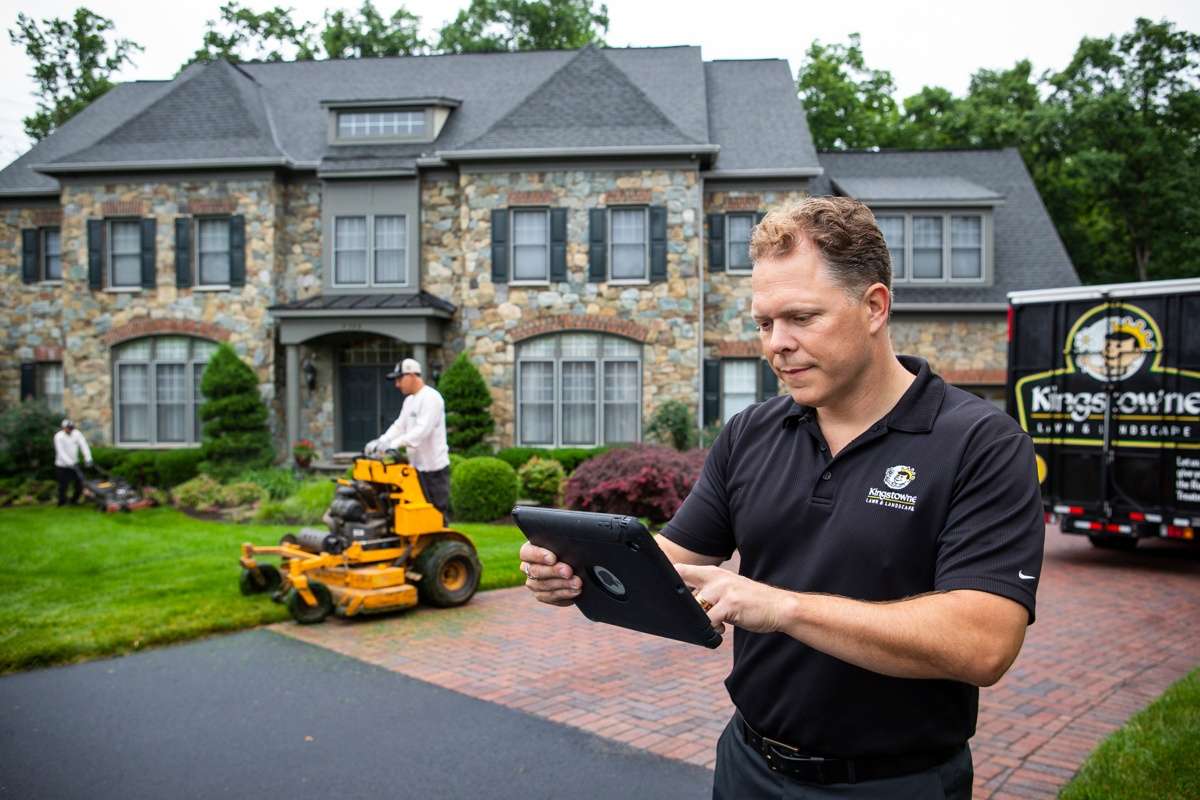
[{"xmin": 1018, "ymin": 571, "xmax": 1037, "ymax": 581}]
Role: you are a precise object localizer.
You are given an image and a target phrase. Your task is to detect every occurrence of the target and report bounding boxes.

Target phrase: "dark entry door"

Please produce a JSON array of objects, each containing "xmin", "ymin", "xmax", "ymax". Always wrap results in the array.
[{"xmin": 340, "ymin": 366, "xmax": 408, "ymax": 452}]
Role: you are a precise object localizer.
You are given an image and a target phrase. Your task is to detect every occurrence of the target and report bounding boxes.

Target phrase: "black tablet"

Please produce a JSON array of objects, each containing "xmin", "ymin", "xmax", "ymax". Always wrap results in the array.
[{"xmin": 512, "ymin": 506, "xmax": 722, "ymax": 649}]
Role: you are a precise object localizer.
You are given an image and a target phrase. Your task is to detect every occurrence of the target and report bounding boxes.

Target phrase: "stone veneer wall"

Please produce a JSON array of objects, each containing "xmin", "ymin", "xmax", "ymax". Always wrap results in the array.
[
  {"xmin": 32, "ymin": 177, "xmax": 285, "ymax": 445},
  {"xmin": 1, "ymin": 203, "xmax": 66, "ymax": 410},
  {"xmin": 702, "ymin": 187, "xmax": 810, "ymax": 358},
  {"xmin": 429, "ymin": 168, "xmax": 703, "ymax": 447},
  {"xmin": 890, "ymin": 315, "xmax": 1007, "ymax": 385}
]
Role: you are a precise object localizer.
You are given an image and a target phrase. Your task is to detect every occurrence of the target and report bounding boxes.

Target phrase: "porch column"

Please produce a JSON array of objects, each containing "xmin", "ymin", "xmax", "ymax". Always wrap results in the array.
[
  {"xmin": 413, "ymin": 343, "xmax": 428, "ymax": 371},
  {"xmin": 286, "ymin": 344, "xmax": 300, "ymax": 456}
]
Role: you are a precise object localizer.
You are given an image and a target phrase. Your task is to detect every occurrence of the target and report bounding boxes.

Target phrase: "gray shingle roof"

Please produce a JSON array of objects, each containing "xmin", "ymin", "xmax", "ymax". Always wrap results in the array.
[
  {"xmin": 459, "ymin": 46, "xmax": 699, "ymax": 150},
  {"xmin": 814, "ymin": 149, "xmax": 1079, "ymax": 303},
  {"xmin": 831, "ymin": 176, "xmax": 1002, "ymax": 204},
  {"xmin": 40, "ymin": 60, "xmax": 284, "ymax": 169},
  {"xmin": 0, "ymin": 80, "xmax": 172, "ymax": 195},
  {"xmin": 703, "ymin": 60, "xmax": 821, "ymax": 174}
]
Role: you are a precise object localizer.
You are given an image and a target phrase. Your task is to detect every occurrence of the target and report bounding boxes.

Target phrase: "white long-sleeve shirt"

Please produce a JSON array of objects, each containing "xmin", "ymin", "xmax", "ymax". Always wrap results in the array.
[
  {"xmin": 377, "ymin": 385, "xmax": 450, "ymax": 472},
  {"xmin": 53, "ymin": 429, "xmax": 93, "ymax": 468}
]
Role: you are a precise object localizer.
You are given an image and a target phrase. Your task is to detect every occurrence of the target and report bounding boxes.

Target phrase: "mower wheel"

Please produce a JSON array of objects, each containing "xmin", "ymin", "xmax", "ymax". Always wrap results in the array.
[
  {"xmin": 239, "ymin": 564, "xmax": 282, "ymax": 596},
  {"xmin": 414, "ymin": 540, "xmax": 481, "ymax": 608},
  {"xmin": 286, "ymin": 581, "xmax": 333, "ymax": 624}
]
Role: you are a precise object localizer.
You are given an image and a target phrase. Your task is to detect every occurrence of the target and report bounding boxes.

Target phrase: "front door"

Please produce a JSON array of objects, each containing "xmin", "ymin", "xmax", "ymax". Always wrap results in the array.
[{"xmin": 337, "ymin": 337, "xmax": 413, "ymax": 452}]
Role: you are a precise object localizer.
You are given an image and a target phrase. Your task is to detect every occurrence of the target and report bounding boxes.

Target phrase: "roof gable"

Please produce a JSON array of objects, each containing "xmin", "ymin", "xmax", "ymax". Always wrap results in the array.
[{"xmin": 460, "ymin": 46, "xmax": 697, "ymax": 151}]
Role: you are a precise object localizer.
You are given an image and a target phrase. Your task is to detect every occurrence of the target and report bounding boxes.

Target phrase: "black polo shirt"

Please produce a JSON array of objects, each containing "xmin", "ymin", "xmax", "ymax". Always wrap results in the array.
[{"xmin": 662, "ymin": 355, "xmax": 1044, "ymax": 759}]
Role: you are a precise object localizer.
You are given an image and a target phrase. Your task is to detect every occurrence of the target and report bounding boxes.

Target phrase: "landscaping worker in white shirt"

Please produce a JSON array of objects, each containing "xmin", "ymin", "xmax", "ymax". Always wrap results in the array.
[
  {"xmin": 366, "ymin": 358, "xmax": 452, "ymax": 517},
  {"xmin": 53, "ymin": 418, "xmax": 93, "ymax": 506}
]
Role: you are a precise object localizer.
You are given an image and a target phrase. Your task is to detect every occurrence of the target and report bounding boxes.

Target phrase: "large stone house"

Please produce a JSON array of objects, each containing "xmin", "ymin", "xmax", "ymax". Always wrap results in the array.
[{"xmin": 0, "ymin": 45, "xmax": 1077, "ymax": 457}]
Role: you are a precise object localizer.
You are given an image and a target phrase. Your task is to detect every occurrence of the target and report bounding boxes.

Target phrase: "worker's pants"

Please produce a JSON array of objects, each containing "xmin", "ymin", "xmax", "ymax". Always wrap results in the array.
[
  {"xmin": 417, "ymin": 466, "xmax": 451, "ymax": 519},
  {"xmin": 56, "ymin": 466, "xmax": 82, "ymax": 506},
  {"xmin": 712, "ymin": 715, "xmax": 973, "ymax": 799}
]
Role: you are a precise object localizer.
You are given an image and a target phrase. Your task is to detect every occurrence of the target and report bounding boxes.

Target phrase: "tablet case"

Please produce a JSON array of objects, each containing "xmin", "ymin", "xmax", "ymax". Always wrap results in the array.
[{"xmin": 512, "ymin": 506, "xmax": 723, "ymax": 649}]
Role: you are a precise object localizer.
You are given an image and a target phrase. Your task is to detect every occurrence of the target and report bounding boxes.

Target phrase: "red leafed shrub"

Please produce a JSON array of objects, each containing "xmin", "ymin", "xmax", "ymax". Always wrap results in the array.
[{"xmin": 563, "ymin": 445, "xmax": 708, "ymax": 523}]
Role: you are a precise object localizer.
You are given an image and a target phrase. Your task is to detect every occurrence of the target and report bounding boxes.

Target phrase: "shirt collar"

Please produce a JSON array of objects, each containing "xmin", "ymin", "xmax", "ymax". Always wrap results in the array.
[{"xmin": 780, "ymin": 355, "xmax": 945, "ymax": 433}]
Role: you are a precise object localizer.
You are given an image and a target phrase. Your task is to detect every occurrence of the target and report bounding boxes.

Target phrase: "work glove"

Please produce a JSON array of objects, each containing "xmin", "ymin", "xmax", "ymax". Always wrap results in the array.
[
  {"xmin": 85, "ymin": 460, "xmax": 94, "ymax": 468},
  {"xmin": 364, "ymin": 438, "xmax": 380, "ymax": 455}
]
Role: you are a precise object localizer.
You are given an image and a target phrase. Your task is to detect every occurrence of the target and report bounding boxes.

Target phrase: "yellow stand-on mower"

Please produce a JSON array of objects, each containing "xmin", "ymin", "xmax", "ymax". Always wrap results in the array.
[{"xmin": 238, "ymin": 456, "xmax": 480, "ymax": 624}]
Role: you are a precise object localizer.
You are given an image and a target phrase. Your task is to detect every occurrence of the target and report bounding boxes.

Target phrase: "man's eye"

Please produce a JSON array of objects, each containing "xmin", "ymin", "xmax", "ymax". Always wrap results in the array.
[
  {"xmin": 755, "ymin": 321, "xmax": 771, "ymax": 332},
  {"xmin": 793, "ymin": 315, "xmax": 812, "ymax": 324}
]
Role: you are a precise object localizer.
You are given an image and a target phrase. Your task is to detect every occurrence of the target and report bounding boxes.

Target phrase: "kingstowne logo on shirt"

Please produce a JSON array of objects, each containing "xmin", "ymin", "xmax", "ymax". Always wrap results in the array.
[{"xmin": 866, "ymin": 466, "xmax": 919, "ymax": 511}]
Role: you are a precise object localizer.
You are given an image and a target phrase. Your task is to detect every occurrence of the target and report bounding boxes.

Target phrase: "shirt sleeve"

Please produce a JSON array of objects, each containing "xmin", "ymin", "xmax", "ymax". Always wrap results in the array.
[
  {"xmin": 934, "ymin": 422, "xmax": 1046, "ymax": 624},
  {"xmin": 76, "ymin": 432, "xmax": 93, "ymax": 463},
  {"xmin": 377, "ymin": 398, "xmax": 410, "ymax": 450},
  {"xmin": 397, "ymin": 390, "xmax": 443, "ymax": 449},
  {"xmin": 660, "ymin": 421, "xmax": 737, "ymax": 559}
]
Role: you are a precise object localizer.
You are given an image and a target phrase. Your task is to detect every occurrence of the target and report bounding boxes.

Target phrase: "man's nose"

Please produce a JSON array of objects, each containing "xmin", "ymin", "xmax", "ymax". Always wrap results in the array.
[{"xmin": 767, "ymin": 321, "xmax": 796, "ymax": 355}]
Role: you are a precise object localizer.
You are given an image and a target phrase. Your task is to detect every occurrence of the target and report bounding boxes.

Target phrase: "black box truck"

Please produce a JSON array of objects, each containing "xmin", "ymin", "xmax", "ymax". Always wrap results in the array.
[{"xmin": 1007, "ymin": 278, "xmax": 1200, "ymax": 548}]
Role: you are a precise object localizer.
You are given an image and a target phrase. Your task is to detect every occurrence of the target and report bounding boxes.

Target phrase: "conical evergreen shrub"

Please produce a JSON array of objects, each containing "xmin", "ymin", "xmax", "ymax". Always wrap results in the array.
[
  {"xmin": 199, "ymin": 343, "xmax": 274, "ymax": 478},
  {"xmin": 439, "ymin": 352, "xmax": 494, "ymax": 452}
]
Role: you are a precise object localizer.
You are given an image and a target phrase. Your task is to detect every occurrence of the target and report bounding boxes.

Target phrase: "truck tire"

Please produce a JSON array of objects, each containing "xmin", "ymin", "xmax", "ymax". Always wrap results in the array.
[
  {"xmin": 1087, "ymin": 534, "xmax": 1138, "ymax": 550},
  {"xmin": 286, "ymin": 581, "xmax": 333, "ymax": 624},
  {"xmin": 414, "ymin": 540, "xmax": 481, "ymax": 608}
]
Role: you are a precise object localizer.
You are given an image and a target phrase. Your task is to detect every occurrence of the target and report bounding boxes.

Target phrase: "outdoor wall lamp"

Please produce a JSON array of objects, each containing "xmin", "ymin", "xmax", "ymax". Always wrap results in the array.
[{"xmin": 302, "ymin": 358, "xmax": 317, "ymax": 391}]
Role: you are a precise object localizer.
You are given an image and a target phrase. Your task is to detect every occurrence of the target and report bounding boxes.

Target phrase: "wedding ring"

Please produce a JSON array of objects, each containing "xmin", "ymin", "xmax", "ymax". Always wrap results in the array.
[{"xmin": 695, "ymin": 593, "xmax": 713, "ymax": 612}]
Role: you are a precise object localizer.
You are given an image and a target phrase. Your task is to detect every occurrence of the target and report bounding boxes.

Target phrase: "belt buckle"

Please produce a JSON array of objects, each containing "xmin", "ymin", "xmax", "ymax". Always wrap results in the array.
[{"xmin": 761, "ymin": 736, "xmax": 842, "ymax": 784}]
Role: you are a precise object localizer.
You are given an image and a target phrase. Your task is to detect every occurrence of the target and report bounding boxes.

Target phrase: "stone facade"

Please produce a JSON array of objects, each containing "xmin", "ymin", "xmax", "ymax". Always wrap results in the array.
[
  {"xmin": 890, "ymin": 315, "xmax": 1007, "ymax": 385},
  {"xmin": 427, "ymin": 167, "xmax": 704, "ymax": 446}
]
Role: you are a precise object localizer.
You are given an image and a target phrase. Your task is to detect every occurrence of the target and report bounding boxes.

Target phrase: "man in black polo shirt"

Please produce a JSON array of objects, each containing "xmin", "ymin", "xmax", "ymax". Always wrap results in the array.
[{"xmin": 520, "ymin": 197, "xmax": 1044, "ymax": 798}]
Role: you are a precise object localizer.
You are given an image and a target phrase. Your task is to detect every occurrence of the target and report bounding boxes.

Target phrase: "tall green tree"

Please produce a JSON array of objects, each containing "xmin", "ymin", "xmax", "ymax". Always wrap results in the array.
[
  {"xmin": 1044, "ymin": 18, "xmax": 1200, "ymax": 282},
  {"xmin": 199, "ymin": 344, "xmax": 275, "ymax": 478},
  {"xmin": 796, "ymin": 33, "xmax": 902, "ymax": 150},
  {"xmin": 436, "ymin": 0, "xmax": 608, "ymax": 54},
  {"xmin": 185, "ymin": 2, "xmax": 318, "ymax": 67},
  {"xmin": 438, "ymin": 353, "xmax": 494, "ymax": 453},
  {"xmin": 8, "ymin": 8, "xmax": 142, "ymax": 142},
  {"xmin": 321, "ymin": 2, "xmax": 426, "ymax": 58}
]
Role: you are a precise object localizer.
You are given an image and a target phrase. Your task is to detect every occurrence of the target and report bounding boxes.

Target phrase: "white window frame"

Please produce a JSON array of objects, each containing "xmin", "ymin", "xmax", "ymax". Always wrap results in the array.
[
  {"xmin": 515, "ymin": 334, "xmax": 643, "ymax": 448},
  {"xmin": 331, "ymin": 213, "xmax": 410, "ymax": 289},
  {"xmin": 332, "ymin": 109, "xmax": 431, "ymax": 144},
  {"xmin": 40, "ymin": 226, "xmax": 62, "ymax": 283},
  {"xmin": 873, "ymin": 211, "xmax": 988, "ymax": 285},
  {"xmin": 195, "ymin": 216, "xmax": 232, "ymax": 289},
  {"xmin": 107, "ymin": 218, "xmax": 142, "ymax": 289},
  {"xmin": 608, "ymin": 206, "xmax": 650, "ymax": 284},
  {"xmin": 510, "ymin": 207, "xmax": 551, "ymax": 285},
  {"xmin": 35, "ymin": 362, "xmax": 64, "ymax": 414},
  {"xmin": 720, "ymin": 359, "xmax": 759, "ymax": 423},
  {"xmin": 726, "ymin": 213, "xmax": 756, "ymax": 274},
  {"xmin": 112, "ymin": 337, "xmax": 216, "ymax": 447}
]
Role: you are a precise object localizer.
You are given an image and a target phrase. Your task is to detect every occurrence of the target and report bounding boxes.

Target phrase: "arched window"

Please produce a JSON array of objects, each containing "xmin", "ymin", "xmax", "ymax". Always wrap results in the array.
[
  {"xmin": 113, "ymin": 337, "xmax": 218, "ymax": 445},
  {"xmin": 516, "ymin": 333, "xmax": 641, "ymax": 447}
]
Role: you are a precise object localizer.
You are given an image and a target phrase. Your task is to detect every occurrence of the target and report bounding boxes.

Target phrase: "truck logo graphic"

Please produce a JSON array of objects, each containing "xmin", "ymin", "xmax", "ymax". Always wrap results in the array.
[{"xmin": 1014, "ymin": 302, "xmax": 1200, "ymax": 450}]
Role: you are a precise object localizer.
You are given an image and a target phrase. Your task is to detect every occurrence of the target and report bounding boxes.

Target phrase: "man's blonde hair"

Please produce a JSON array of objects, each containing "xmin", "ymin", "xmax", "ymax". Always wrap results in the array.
[{"xmin": 749, "ymin": 197, "xmax": 892, "ymax": 296}]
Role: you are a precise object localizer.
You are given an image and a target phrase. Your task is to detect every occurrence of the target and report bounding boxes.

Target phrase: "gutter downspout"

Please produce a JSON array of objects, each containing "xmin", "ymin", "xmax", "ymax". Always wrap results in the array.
[{"xmin": 697, "ymin": 172, "xmax": 706, "ymax": 442}]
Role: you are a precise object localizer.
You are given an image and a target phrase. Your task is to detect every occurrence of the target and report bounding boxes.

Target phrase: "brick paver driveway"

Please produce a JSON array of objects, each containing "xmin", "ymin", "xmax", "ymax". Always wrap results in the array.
[{"xmin": 277, "ymin": 525, "xmax": 1200, "ymax": 799}]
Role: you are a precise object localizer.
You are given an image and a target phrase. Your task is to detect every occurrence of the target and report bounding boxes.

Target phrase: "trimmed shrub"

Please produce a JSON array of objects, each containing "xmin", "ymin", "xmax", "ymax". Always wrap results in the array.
[
  {"xmin": 280, "ymin": 479, "xmax": 336, "ymax": 524},
  {"xmin": 450, "ymin": 456, "xmax": 518, "ymax": 522},
  {"xmin": 496, "ymin": 446, "xmax": 611, "ymax": 474},
  {"xmin": 173, "ymin": 475, "xmax": 224, "ymax": 511},
  {"xmin": 496, "ymin": 447, "xmax": 542, "ymax": 471},
  {"xmin": 221, "ymin": 481, "xmax": 265, "ymax": 507},
  {"xmin": 645, "ymin": 400, "xmax": 698, "ymax": 451},
  {"xmin": 564, "ymin": 445, "xmax": 707, "ymax": 524},
  {"xmin": 7, "ymin": 479, "xmax": 56, "ymax": 506},
  {"xmin": 199, "ymin": 344, "xmax": 274, "ymax": 478},
  {"xmin": 448, "ymin": 453, "xmax": 466, "ymax": 474},
  {"xmin": 110, "ymin": 450, "xmax": 159, "ymax": 487},
  {"xmin": 0, "ymin": 401, "xmax": 60, "ymax": 479},
  {"xmin": 155, "ymin": 449, "xmax": 203, "ymax": 488},
  {"xmin": 518, "ymin": 457, "xmax": 565, "ymax": 506},
  {"xmin": 236, "ymin": 467, "xmax": 300, "ymax": 501},
  {"xmin": 440, "ymin": 353, "xmax": 494, "ymax": 452},
  {"xmin": 90, "ymin": 446, "xmax": 126, "ymax": 473}
]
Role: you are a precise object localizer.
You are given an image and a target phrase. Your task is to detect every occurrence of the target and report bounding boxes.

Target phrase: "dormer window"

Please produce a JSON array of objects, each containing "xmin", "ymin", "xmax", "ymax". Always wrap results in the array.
[{"xmin": 337, "ymin": 110, "xmax": 426, "ymax": 139}]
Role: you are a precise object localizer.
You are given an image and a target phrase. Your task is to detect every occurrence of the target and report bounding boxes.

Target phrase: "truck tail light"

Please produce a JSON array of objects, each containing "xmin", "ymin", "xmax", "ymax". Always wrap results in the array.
[
  {"xmin": 1164, "ymin": 525, "xmax": 1194, "ymax": 540},
  {"xmin": 1129, "ymin": 512, "xmax": 1145, "ymax": 522},
  {"xmin": 1007, "ymin": 305, "xmax": 1014, "ymax": 342}
]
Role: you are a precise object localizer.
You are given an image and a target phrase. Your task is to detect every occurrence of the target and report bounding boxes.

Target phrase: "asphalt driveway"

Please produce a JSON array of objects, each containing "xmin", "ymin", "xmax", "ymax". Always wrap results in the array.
[{"xmin": 0, "ymin": 629, "xmax": 712, "ymax": 800}]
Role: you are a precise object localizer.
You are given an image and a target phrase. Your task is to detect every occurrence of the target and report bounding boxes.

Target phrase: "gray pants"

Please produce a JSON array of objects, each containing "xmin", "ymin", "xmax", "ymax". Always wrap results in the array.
[
  {"xmin": 417, "ymin": 466, "xmax": 451, "ymax": 519},
  {"xmin": 713, "ymin": 716, "xmax": 973, "ymax": 799}
]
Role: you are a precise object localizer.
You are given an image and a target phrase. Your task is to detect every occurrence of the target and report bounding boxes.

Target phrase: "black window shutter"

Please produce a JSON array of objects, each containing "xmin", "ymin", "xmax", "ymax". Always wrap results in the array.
[
  {"xmin": 549, "ymin": 208, "xmax": 567, "ymax": 282},
  {"xmin": 87, "ymin": 219, "xmax": 104, "ymax": 290},
  {"xmin": 20, "ymin": 363, "xmax": 36, "ymax": 402},
  {"xmin": 175, "ymin": 217, "xmax": 192, "ymax": 288},
  {"xmin": 588, "ymin": 208, "xmax": 607, "ymax": 282},
  {"xmin": 21, "ymin": 229, "xmax": 39, "ymax": 284},
  {"xmin": 229, "ymin": 215, "xmax": 246, "ymax": 287},
  {"xmin": 707, "ymin": 214, "xmax": 725, "ymax": 271},
  {"xmin": 759, "ymin": 359, "xmax": 779, "ymax": 401},
  {"xmin": 490, "ymin": 208, "xmax": 509, "ymax": 283},
  {"xmin": 755, "ymin": 211, "xmax": 766, "ymax": 226},
  {"xmin": 649, "ymin": 206, "xmax": 667, "ymax": 281},
  {"xmin": 140, "ymin": 218, "xmax": 157, "ymax": 289},
  {"xmin": 703, "ymin": 359, "xmax": 721, "ymax": 426}
]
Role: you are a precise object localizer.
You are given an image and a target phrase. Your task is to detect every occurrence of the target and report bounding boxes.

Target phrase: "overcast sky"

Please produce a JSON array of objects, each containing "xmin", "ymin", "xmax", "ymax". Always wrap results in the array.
[{"xmin": 2, "ymin": 0, "xmax": 1197, "ymax": 162}]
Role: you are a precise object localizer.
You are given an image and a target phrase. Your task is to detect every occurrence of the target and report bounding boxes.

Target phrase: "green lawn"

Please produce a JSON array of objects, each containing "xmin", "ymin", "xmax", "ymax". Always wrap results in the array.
[
  {"xmin": 1059, "ymin": 668, "xmax": 1199, "ymax": 799},
  {"xmin": 0, "ymin": 505, "xmax": 526, "ymax": 673}
]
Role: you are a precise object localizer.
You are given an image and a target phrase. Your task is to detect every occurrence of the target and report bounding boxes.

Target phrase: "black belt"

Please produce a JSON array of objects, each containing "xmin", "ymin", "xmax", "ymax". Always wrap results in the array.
[{"xmin": 736, "ymin": 713, "xmax": 957, "ymax": 785}]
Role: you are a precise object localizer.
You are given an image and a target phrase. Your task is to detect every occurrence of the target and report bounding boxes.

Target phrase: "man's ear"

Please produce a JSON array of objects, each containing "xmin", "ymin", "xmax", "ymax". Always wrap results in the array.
[{"xmin": 864, "ymin": 282, "xmax": 891, "ymax": 334}]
